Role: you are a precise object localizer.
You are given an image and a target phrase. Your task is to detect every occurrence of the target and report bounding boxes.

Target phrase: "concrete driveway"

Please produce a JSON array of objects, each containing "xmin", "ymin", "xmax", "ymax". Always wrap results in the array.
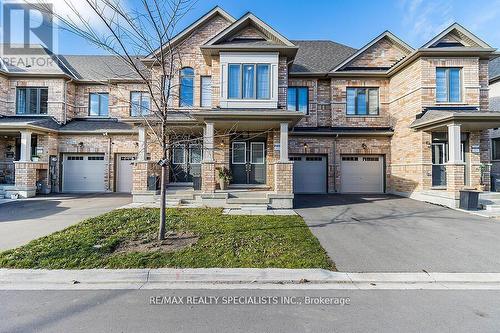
[
  {"xmin": 0, "ymin": 193, "xmax": 131, "ymax": 251},
  {"xmin": 295, "ymin": 194, "xmax": 500, "ymax": 273}
]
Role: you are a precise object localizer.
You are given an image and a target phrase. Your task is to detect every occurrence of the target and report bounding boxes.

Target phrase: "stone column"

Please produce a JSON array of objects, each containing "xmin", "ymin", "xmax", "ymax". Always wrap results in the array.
[
  {"xmin": 279, "ymin": 122, "xmax": 289, "ymax": 162},
  {"xmin": 137, "ymin": 125, "xmax": 147, "ymax": 161},
  {"xmin": 202, "ymin": 122, "xmax": 216, "ymax": 193},
  {"xmin": 20, "ymin": 130, "xmax": 32, "ymax": 161},
  {"xmin": 448, "ymin": 124, "xmax": 462, "ymax": 164}
]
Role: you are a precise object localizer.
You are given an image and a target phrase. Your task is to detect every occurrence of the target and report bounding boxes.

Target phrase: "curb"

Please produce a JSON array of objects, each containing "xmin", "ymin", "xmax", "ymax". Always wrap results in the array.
[{"xmin": 3, "ymin": 268, "xmax": 500, "ymax": 290}]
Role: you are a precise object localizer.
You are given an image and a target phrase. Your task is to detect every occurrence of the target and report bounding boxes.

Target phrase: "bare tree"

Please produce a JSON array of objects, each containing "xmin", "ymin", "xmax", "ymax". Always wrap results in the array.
[{"xmin": 31, "ymin": 0, "xmax": 200, "ymax": 239}]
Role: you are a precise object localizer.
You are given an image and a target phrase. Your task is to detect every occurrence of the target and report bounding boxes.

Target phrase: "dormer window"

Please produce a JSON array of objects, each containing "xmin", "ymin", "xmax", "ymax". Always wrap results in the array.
[{"xmin": 228, "ymin": 63, "xmax": 270, "ymax": 100}]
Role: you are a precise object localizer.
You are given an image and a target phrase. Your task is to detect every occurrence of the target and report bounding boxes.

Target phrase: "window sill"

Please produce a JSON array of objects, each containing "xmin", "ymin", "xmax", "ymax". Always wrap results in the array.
[
  {"xmin": 434, "ymin": 102, "xmax": 467, "ymax": 105},
  {"xmin": 15, "ymin": 114, "xmax": 49, "ymax": 117},
  {"xmin": 346, "ymin": 114, "xmax": 381, "ymax": 118}
]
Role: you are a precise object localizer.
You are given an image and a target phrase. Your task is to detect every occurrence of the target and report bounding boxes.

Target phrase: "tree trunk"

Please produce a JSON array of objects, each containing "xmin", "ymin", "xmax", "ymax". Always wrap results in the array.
[{"xmin": 158, "ymin": 163, "xmax": 167, "ymax": 240}]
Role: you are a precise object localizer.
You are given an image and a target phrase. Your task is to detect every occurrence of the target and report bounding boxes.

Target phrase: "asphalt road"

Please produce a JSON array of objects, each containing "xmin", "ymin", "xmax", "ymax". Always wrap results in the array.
[
  {"xmin": 1, "ymin": 289, "xmax": 499, "ymax": 333},
  {"xmin": 295, "ymin": 194, "xmax": 500, "ymax": 272},
  {"xmin": 0, "ymin": 193, "xmax": 131, "ymax": 251}
]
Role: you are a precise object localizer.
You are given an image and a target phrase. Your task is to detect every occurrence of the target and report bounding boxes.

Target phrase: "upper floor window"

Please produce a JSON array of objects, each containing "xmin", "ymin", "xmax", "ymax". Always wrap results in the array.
[
  {"xmin": 346, "ymin": 87, "xmax": 379, "ymax": 115},
  {"xmin": 436, "ymin": 67, "xmax": 461, "ymax": 103},
  {"xmin": 163, "ymin": 76, "xmax": 173, "ymax": 107},
  {"xmin": 287, "ymin": 87, "xmax": 308, "ymax": 113},
  {"xmin": 179, "ymin": 67, "xmax": 194, "ymax": 107},
  {"xmin": 16, "ymin": 87, "xmax": 48, "ymax": 115},
  {"xmin": 89, "ymin": 93, "xmax": 109, "ymax": 117},
  {"xmin": 228, "ymin": 63, "xmax": 270, "ymax": 100},
  {"xmin": 200, "ymin": 76, "xmax": 212, "ymax": 108},
  {"xmin": 130, "ymin": 91, "xmax": 151, "ymax": 117}
]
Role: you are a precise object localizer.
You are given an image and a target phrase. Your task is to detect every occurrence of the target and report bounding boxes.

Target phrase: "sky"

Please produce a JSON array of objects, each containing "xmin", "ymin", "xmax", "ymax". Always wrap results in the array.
[{"xmin": 3, "ymin": 0, "xmax": 500, "ymax": 54}]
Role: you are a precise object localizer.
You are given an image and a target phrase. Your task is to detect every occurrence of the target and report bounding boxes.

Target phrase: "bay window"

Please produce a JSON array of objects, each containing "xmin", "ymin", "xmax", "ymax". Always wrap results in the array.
[{"xmin": 227, "ymin": 63, "xmax": 270, "ymax": 100}]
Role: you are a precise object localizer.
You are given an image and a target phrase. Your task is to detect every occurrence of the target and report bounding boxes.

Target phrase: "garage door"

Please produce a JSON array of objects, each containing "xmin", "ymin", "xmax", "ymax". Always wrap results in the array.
[
  {"xmin": 291, "ymin": 155, "xmax": 327, "ymax": 194},
  {"xmin": 62, "ymin": 154, "xmax": 106, "ymax": 192},
  {"xmin": 340, "ymin": 155, "xmax": 384, "ymax": 193}
]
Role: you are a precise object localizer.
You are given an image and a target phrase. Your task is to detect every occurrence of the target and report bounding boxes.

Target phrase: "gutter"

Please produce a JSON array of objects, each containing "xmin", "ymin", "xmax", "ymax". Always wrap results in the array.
[{"xmin": 290, "ymin": 130, "xmax": 394, "ymax": 137}]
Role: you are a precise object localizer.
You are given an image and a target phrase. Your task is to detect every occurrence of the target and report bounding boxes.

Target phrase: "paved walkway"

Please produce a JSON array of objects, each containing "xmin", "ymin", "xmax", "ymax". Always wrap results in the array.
[{"xmin": 0, "ymin": 193, "xmax": 131, "ymax": 251}]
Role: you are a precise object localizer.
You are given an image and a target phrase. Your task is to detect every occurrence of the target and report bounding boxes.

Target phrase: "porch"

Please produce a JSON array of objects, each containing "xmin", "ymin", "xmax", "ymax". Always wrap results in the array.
[
  {"xmin": 0, "ymin": 129, "xmax": 55, "ymax": 198},
  {"xmin": 131, "ymin": 110, "xmax": 302, "ymax": 209},
  {"xmin": 409, "ymin": 109, "xmax": 500, "ymax": 208}
]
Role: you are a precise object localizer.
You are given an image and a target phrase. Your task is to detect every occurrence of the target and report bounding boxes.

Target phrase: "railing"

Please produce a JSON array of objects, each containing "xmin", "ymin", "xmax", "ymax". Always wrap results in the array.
[{"xmin": 0, "ymin": 161, "xmax": 15, "ymax": 184}]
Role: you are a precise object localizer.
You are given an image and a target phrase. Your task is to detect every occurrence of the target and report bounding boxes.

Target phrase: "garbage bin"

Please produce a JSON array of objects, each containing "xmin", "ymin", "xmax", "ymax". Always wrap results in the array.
[{"xmin": 459, "ymin": 190, "xmax": 479, "ymax": 210}]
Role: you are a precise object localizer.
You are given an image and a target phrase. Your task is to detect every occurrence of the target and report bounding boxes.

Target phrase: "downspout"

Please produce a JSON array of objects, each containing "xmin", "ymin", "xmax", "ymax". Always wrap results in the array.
[{"xmin": 104, "ymin": 132, "xmax": 112, "ymax": 192}]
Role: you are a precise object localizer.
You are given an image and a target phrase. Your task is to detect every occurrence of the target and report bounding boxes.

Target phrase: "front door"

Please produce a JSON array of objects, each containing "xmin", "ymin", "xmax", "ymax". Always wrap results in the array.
[
  {"xmin": 231, "ymin": 141, "xmax": 266, "ymax": 185},
  {"xmin": 170, "ymin": 144, "xmax": 202, "ymax": 188},
  {"xmin": 432, "ymin": 143, "xmax": 447, "ymax": 186}
]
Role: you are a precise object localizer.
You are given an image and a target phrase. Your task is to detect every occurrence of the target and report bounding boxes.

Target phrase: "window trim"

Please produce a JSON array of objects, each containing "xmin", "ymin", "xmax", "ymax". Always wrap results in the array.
[
  {"xmin": 231, "ymin": 142, "xmax": 247, "ymax": 165},
  {"xmin": 436, "ymin": 67, "xmax": 462, "ymax": 103},
  {"xmin": 346, "ymin": 87, "xmax": 380, "ymax": 116},
  {"xmin": 227, "ymin": 63, "xmax": 271, "ymax": 100},
  {"xmin": 287, "ymin": 86, "xmax": 309, "ymax": 114},
  {"xmin": 130, "ymin": 91, "xmax": 151, "ymax": 117},
  {"xmin": 172, "ymin": 145, "xmax": 185, "ymax": 164},
  {"xmin": 88, "ymin": 92, "xmax": 109, "ymax": 117},
  {"xmin": 16, "ymin": 87, "xmax": 49, "ymax": 115},
  {"xmin": 200, "ymin": 75, "xmax": 212, "ymax": 108},
  {"xmin": 189, "ymin": 144, "xmax": 202, "ymax": 164},
  {"xmin": 250, "ymin": 142, "xmax": 265, "ymax": 165}
]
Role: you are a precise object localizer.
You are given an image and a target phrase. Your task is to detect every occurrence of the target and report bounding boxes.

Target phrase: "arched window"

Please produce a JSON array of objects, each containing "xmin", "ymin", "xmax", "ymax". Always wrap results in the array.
[{"xmin": 179, "ymin": 67, "xmax": 194, "ymax": 107}]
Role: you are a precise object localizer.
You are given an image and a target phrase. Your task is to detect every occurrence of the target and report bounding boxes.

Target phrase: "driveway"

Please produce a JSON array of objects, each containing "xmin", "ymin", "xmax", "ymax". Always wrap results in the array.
[
  {"xmin": 0, "ymin": 193, "xmax": 131, "ymax": 251},
  {"xmin": 295, "ymin": 194, "xmax": 500, "ymax": 273}
]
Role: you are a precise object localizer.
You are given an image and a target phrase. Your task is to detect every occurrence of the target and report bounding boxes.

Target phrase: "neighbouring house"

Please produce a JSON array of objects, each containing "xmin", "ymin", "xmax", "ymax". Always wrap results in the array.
[
  {"xmin": 0, "ymin": 6, "xmax": 499, "ymax": 209},
  {"xmin": 488, "ymin": 56, "xmax": 500, "ymax": 190}
]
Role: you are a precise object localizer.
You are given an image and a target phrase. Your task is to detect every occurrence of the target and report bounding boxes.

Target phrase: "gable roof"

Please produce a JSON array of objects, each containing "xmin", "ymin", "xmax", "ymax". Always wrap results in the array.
[
  {"xmin": 290, "ymin": 40, "xmax": 357, "ymax": 74},
  {"xmin": 330, "ymin": 31, "xmax": 414, "ymax": 73},
  {"xmin": 421, "ymin": 23, "xmax": 491, "ymax": 49},
  {"xmin": 146, "ymin": 6, "xmax": 235, "ymax": 59},
  {"xmin": 204, "ymin": 12, "xmax": 295, "ymax": 47},
  {"xmin": 490, "ymin": 55, "xmax": 500, "ymax": 83}
]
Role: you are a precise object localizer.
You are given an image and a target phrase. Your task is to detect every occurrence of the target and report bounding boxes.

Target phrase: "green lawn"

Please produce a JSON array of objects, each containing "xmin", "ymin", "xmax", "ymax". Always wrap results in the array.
[{"xmin": 0, "ymin": 208, "xmax": 334, "ymax": 270}]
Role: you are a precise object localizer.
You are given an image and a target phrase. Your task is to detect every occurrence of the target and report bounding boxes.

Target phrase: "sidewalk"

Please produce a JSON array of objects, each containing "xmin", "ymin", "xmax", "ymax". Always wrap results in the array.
[{"xmin": 2, "ymin": 268, "xmax": 500, "ymax": 290}]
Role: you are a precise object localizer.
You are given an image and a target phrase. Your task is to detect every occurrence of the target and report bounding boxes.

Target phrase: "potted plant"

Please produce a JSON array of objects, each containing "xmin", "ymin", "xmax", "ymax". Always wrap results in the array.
[
  {"xmin": 31, "ymin": 155, "xmax": 40, "ymax": 162},
  {"xmin": 216, "ymin": 167, "xmax": 232, "ymax": 190}
]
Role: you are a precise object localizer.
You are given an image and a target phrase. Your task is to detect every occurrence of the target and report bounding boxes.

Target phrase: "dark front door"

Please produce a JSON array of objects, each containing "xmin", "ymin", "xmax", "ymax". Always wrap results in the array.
[
  {"xmin": 231, "ymin": 141, "xmax": 266, "ymax": 185},
  {"xmin": 170, "ymin": 144, "xmax": 202, "ymax": 188}
]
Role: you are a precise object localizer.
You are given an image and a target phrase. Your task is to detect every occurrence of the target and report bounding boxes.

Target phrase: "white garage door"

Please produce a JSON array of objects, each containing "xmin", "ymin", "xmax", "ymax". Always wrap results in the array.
[
  {"xmin": 340, "ymin": 155, "xmax": 384, "ymax": 193},
  {"xmin": 62, "ymin": 154, "xmax": 106, "ymax": 192},
  {"xmin": 116, "ymin": 154, "xmax": 135, "ymax": 193},
  {"xmin": 292, "ymin": 155, "xmax": 327, "ymax": 194}
]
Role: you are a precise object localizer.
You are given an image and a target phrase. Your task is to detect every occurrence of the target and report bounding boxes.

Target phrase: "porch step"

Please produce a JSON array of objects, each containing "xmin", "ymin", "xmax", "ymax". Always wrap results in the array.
[
  {"xmin": 484, "ymin": 204, "xmax": 500, "ymax": 211},
  {"xmin": 238, "ymin": 204, "xmax": 269, "ymax": 211}
]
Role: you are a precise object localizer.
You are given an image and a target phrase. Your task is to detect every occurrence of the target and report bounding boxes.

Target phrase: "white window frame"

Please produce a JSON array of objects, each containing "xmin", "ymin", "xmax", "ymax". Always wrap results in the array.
[
  {"xmin": 172, "ymin": 145, "xmax": 185, "ymax": 164},
  {"xmin": 189, "ymin": 144, "xmax": 202, "ymax": 164},
  {"xmin": 250, "ymin": 142, "xmax": 265, "ymax": 165},
  {"xmin": 232, "ymin": 142, "xmax": 246, "ymax": 164}
]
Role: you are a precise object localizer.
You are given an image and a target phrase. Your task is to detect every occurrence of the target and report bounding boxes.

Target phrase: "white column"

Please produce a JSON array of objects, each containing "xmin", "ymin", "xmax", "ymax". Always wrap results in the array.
[
  {"xmin": 203, "ymin": 122, "xmax": 214, "ymax": 162},
  {"xmin": 280, "ymin": 122, "xmax": 289, "ymax": 162},
  {"xmin": 20, "ymin": 130, "xmax": 32, "ymax": 162},
  {"xmin": 137, "ymin": 126, "xmax": 147, "ymax": 161},
  {"xmin": 447, "ymin": 123, "xmax": 462, "ymax": 164}
]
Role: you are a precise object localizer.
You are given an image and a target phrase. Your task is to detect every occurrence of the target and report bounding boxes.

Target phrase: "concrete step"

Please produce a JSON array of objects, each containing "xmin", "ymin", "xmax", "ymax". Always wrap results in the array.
[
  {"xmin": 239, "ymin": 204, "xmax": 269, "ymax": 211},
  {"xmin": 485, "ymin": 204, "xmax": 500, "ymax": 211},
  {"xmin": 226, "ymin": 197, "xmax": 270, "ymax": 204}
]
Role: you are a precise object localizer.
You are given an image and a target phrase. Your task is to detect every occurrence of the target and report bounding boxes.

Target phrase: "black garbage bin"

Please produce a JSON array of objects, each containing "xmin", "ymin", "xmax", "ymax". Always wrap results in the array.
[{"xmin": 459, "ymin": 190, "xmax": 479, "ymax": 210}]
